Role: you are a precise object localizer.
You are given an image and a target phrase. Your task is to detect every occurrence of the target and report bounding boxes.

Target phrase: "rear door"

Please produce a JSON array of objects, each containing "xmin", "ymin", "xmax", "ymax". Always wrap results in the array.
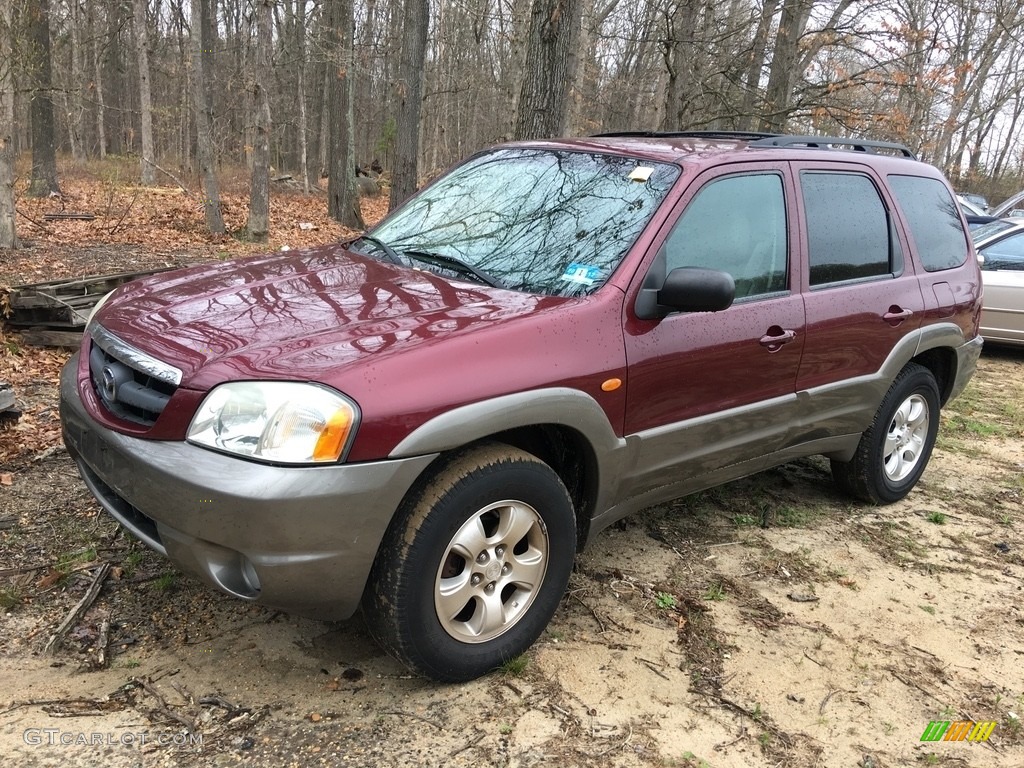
[{"xmin": 789, "ymin": 162, "xmax": 925, "ymax": 444}]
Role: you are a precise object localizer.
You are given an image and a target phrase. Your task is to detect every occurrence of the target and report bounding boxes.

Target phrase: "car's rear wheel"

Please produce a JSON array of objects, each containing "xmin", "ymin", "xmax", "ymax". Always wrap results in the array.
[
  {"xmin": 831, "ymin": 362, "xmax": 940, "ymax": 504},
  {"xmin": 362, "ymin": 443, "xmax": 576, "ymax": 682}
]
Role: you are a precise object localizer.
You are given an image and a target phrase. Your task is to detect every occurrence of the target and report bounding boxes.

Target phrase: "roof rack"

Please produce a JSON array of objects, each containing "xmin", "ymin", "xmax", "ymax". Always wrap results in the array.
[
  {"xmin": 590, "ymin": 130, "xmax": 917, "ymax": 160},
  {"xmin": 748, "ymin": 134, "xmax": 916, "ymax": 159},
  {"xmin": 592, "ymin": 130, "xmax": 780, "ymax": 141}
]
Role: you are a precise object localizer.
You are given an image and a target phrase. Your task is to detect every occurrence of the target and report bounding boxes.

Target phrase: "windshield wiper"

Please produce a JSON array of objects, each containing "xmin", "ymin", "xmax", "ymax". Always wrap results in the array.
[
  {"xmin": 401, "ymin": 249, "xmax": 505, "ymax": 288},
  {"xmin": 352, "ymin": 234, "xmax": 403, "ymax": 265}
]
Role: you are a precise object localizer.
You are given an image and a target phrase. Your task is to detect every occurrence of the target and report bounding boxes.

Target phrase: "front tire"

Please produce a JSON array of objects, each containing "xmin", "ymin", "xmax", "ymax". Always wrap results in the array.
[
  {"xmin": 831, "ymin": 362, "xmax": 940, "ymax": 504},
  {"xmin": 363, "ymin": 443, "xmax": 576, "ymax": 682}
]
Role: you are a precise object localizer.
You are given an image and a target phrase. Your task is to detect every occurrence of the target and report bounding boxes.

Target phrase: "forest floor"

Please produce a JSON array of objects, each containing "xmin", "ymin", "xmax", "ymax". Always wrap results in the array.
[{"xmin": 1, "ymin": 164, "xmax": 1023, "ymax": 768}]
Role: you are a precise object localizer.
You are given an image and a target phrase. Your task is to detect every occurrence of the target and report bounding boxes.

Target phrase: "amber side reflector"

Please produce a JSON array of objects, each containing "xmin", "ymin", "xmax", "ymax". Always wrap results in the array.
[
  {"xmin": 313, "ymin": 408, "xmax": 353, "ymax": 461},
  {"xmin": 601, "ymin": 378, "xmax": 622, "ymax": 392}
]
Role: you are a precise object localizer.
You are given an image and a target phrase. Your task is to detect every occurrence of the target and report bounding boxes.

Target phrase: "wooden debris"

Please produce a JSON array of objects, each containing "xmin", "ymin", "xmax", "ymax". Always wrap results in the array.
[
  {"xmin": 94, "ymin": 616, "xmax": 111, "ymax": 669},
  {"xmin": 42, "ymin": 212, "xmax": 96, "ymax": 221},
  {"xmin": 43, "ymin": 562, "xmax": 111, "ymax": 655}
]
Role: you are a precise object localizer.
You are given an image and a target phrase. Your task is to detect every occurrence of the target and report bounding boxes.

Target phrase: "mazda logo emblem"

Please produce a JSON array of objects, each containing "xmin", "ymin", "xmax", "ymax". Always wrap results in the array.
[{"xmin": 101, "ymin": 366, "xmax": 118, "ymax": 401}]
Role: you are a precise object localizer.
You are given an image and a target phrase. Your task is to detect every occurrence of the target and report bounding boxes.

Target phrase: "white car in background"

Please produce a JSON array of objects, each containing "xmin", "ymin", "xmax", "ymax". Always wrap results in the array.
[{"xmin": 971, "ymin": 219, "xmax": 1024, "ymax": 346}]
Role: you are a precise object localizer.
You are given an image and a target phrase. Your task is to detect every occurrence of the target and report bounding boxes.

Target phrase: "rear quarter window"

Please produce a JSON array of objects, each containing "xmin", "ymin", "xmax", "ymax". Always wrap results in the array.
[{"xmin": 888, "ymin": 175, "xmax": 969, "ymax": 272}]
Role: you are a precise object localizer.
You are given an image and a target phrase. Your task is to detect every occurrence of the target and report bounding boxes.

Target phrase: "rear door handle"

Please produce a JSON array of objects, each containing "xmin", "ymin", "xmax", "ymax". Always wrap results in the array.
[
  {"xmin": 883, "ymin": 306, "xmax": 914, "ymax": 324},
  {"xmin": 759, "ymin": 328, "xmax": 797, "ymax": 352}
]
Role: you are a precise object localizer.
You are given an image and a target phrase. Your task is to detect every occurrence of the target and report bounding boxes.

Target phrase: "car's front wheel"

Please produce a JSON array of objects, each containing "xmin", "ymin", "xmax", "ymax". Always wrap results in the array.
[
  {"xmin": 363, "ymin": 443, "xmax": 576, "ymax": 682},
  {"xmin": 832, "ymin": 362, "xmax": 941, "ymax": 504}
]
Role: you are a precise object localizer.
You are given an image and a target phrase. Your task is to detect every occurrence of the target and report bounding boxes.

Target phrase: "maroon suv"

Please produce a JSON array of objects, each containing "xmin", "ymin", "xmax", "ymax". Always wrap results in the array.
[{"xmin": 61, "ymin": 132, "xmax": 983, "ymax": 681}]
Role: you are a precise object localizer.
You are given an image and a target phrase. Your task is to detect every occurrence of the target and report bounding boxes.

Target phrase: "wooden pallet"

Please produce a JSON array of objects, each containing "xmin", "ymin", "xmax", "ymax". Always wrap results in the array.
[{"xmin": 4, "ymin": 268, "xmax": 174, "ymax": 330}]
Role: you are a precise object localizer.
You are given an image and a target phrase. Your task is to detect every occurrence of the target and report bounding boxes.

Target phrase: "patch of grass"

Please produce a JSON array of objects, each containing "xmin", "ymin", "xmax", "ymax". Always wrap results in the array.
[
  {"xmin": 919, "ymin": 604, "xmax": 937, "ymax": 615},
  {"xmin": 655, "ymin": 592, "xmax": 678, "ymax": 610},
  {"xmin": 733, "ymin": 513, "xmax": 758, "ymax": 527},
  {"xmin": 0, "ymin": 585, "xmax": 24, "ymax": 610},
  {"xmin": 57, "ymin": 547, "xmax": 98, "ymax": 572},
  {"xmin": 1002, "ymin": 712, "xmax": 1021, "ymax": 738},
  {"xmin": 121, "ymin": 658, "xmax": 141, "ymax": 669},
  {"xmin": 123, "ymin": 549, "xmax": 146, "ymax": 577},
  {"xmin": 498, "ymin": 723, "xmax": 512, "ymax": 735},
  {"xmin": 499, "ymin": 654, "xmax": 529, "ymax": 676},
  {"xmin": 927, "ymin": 511, "xmax": 947, "ymax": 525},
  {"xmin": 939, "ymin": 704, "xmax": 956, "ymax": 718},
  {"xmin": 153, "ymin": 572, "xmax": 176, "ymax": 591},
  {"xmin": 703, "ymin": 583, "xmax": 726, "ymax": 601}
]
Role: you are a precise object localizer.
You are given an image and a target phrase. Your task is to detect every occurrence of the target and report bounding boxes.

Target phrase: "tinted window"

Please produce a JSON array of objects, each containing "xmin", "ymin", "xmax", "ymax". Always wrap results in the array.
[
  {"xmin": 801, "ymin": 172, "xmax": 890, "ymax": 286},
  {"xmin": 889, "ymin": 175, "xmax": 968, "ymax": 272},
  {"xmin": 370, "ymin": 149, "xmax": 679, "ymax": 296},
  {"xmin": 980, "ymin": 232, "xmax": 1024, "ymax": 270},
  {"xmin": 664, "ymin": 174, "xmax": 787, "ymax": 298}
]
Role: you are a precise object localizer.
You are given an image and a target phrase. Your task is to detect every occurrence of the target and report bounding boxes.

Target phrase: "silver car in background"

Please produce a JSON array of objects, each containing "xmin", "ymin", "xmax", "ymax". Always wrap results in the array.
[{"xmin": 971, "ymin": 219, "xmax": 1024, "ymax": 346}]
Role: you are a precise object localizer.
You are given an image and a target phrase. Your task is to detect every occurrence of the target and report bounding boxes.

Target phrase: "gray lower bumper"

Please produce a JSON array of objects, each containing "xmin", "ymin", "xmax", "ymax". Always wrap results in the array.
[
  {"xmin": 60, "ymin": 356, "xmax": 437, "ymax": 620},
  {"xmin": 948, "ymin": 335, "xmax": 984, "ymax": 403}
]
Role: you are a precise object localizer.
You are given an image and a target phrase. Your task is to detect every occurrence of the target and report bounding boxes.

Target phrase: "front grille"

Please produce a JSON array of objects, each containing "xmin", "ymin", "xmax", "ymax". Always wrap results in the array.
[{"xmin": 88, "ymin": 325, "xmax": 182, "ymax": 427}]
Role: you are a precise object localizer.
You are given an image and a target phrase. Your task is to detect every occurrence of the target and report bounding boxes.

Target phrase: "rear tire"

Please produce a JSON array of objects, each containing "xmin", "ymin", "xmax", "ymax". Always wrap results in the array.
[
  {"xmin": 362, "ymin": 443, "xmax": 576, "ymax": 682},
  {"xmin": 831, "ymin": 363, "xmax": 940, "ymax": 504}
]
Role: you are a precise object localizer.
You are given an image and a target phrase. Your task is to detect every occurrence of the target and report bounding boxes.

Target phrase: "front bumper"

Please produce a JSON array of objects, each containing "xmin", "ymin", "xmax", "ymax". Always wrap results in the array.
[{"xmin": 60, "ymin": 355, "xmax": 437, "ymax": 620}]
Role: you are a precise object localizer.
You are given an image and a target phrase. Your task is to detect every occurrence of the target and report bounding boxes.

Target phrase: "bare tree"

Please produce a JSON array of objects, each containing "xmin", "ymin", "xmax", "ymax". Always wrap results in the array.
[
  {"xmin": 191, "ymin": 0, "xmax": 225, "ymax": 233},
  {"xmin": 246, "ymin": 0, "xmax": 272, "ymax": 241},
  {"xmin": 27, "ymin": 0, "xmax": 60, "ymax": 197},
  {"xmin": 326, "ymin": 0, "xmax": 363, "ymax": 228},
  {"xmin": 133, "ymin": 0, "xmax": 156, "ymax": 184},
  {"xmin": 0, "ymin": 0, "xmax": 18, "ymax": 249},
  {"xmin": 390, "ymin": 0, "xmax": 428, "ymax": 209},
  {"xmin": 514, "ymin": 0, "xmax": 582, "ymax": 139}
]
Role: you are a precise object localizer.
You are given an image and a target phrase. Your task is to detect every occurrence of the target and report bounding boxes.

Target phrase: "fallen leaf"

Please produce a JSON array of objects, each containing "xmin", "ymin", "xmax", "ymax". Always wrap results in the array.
[{"xmin": 0, "ymin": 472, "xmax": 12, "ymax": 486}]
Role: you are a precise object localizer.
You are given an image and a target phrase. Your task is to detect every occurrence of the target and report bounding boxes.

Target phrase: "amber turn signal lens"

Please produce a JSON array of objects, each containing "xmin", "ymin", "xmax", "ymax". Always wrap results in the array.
[
  {"xmin": 312, "ymin": 408, "xmax": 354, "ymax": 461},
  {"xmin": 601, "ymin": 378, "xmax": 622, "ymax": 392}
]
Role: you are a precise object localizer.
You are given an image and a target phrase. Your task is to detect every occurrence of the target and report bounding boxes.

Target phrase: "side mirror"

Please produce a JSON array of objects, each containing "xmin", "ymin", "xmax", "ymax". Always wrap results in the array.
[{"xmin": 636, "ymin": 264, "xmax": 735, "ymax": 319}]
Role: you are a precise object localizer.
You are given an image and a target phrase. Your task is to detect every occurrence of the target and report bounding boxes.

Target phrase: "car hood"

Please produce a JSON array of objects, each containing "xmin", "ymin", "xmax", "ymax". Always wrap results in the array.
[{"xmin": 94, "ymin": 244, "xmax": 564, "ymax": 389}]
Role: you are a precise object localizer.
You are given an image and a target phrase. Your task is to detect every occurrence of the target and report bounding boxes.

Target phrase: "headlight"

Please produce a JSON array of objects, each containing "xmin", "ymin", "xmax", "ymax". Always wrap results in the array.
[
  {"xmin": 187, "ymin": 382, "xmax": 360, "ymax": 464},
  {"xmin": 85, "ymin": 289, "xmax": 116, "ymax": 332}
]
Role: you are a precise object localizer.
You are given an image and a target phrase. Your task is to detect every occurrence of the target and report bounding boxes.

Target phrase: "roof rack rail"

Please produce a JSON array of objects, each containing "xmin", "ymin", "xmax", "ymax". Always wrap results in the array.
[
  {"xmin": 592, "ymin": 130, "xmax": 780, "ymax": 141},
  {"xmin": 748, "ymin": 135, "xmax": 916, "ymax": 159}
]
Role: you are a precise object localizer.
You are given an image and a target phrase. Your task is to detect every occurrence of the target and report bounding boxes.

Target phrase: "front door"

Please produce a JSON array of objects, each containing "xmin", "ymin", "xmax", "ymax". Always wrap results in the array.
[{"xmin": 621, "ymin": 163, "xmax": 806, "ymax": 501}]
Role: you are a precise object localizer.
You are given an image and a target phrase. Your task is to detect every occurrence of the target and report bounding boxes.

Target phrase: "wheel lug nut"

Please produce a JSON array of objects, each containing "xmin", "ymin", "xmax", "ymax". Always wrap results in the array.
[
  {"xmin": 502, "ymin": 564, "xmax": 511, "ymax": 574},
  {"xmin": 485, "ymin": 583, "xmax": 495, "ymax": 594},
  {"xmin": 471, "ymin": 574, "xmax": 482, "ymax": 586},
  {"xmin": 476, "ymin": 552, "xmax": 488, "ymax": 564},
  {"xmin": 495, "ymin": 545, "xmax": 505, "ymax": 557}
]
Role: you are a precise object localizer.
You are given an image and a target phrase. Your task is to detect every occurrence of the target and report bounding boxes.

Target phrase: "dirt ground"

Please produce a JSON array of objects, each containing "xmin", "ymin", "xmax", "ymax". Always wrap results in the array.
[{"xmin": 1, "ymin": 174, "xmax": 1023, "ymax": 767}]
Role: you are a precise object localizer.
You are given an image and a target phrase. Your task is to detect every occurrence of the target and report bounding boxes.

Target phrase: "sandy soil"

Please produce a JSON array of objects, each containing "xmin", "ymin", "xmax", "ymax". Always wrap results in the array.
[{"xmin": 1, "ymin": 345, "xmax": 1022, "ymax": 768}]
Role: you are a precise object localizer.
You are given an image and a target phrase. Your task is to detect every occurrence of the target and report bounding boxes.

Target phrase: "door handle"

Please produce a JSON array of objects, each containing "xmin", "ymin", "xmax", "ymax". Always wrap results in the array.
[
  {"xmin": 883, "ymin": 306, "xmax": 914, "ymax": 324},
  {"xmin": 759, "ymin": 328, "xmax": 796, "ymax": 351}
]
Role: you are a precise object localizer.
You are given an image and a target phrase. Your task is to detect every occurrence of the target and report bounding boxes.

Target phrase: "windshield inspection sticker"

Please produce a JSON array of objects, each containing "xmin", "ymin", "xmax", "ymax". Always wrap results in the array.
[
  {"xmin": 561, "ymin": 263, "xmax": 603, "ymax": 286},
  {"xmin": 628, "ymin": 166, "xmax": 654, "ymax": 182}
]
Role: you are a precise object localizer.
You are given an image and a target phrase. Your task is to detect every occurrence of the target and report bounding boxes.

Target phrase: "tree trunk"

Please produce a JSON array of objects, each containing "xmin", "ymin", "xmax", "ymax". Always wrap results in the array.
[
  {"xmin": 326, "ymin": 0, "xmax": 363, "ymax": 229},
  {"xmin": 246, "ymin": 0, "xmax": 272, "ymax": 241},
  {"xmin": 513, "ymin": 0, "xmax": 582, "ymax": 140},
  {"xmin": 389, "ymin": 0, "xmax": 428, "ymax": 210},
  {"xmin": 133, "ymin": 0, "xmax": 157, "ymax": 185},
  {"xmin": 0, "ymin": 0, "xmax": 18, "ymax": 249},
  {"xmin": 67, "ymin": 0, "xmax": 86, "ymax": 163},
  {"xmin": 760, "ymin": 0, "xmax": 813, "ymax": 133},
  {"xmin": 89, "ymin": 1, "xmax": 107, "ymax": 158},
  {"xmin": 191, "ymin": 0, "xmax": 225, "ymax": 233},
  {"xmin": 27, "ymin": 0, "xmax": 60, "ymax": 197}
]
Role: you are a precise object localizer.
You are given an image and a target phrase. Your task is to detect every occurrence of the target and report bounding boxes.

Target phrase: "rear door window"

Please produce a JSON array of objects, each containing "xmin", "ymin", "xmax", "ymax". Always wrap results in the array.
[{"xmin": 800, "ymin": 172, "xmax": 892, "ymax": 286}]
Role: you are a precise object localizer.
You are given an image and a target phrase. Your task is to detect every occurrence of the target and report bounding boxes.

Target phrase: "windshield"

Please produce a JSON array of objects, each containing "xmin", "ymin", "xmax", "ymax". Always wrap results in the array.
[{"xmin": 369, "ymin": 148, "xmax": 679, "ymax": 296}]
